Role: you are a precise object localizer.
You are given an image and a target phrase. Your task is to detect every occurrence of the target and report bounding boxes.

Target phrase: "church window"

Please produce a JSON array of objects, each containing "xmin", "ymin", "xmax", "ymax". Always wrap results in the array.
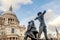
[
  {"xmin": 8, "ymin": 18, "xmax": 12, "ymax": 21},
  {"xmin": 11, "ymin": 19, "xmax": 12, "ymax": 21},
  {"xmin": 13, "ymin": 19, "xmax": 14, "ymax": 21},
  {"xmin": 8, "ymin": 18, "xmax": 13, "ymax": 24},
  {"xmin": 4, "ymin": 18, "xmax": 5, "ymax": 20},
  {"xmin": 8, "ymin": 18, "xmax": 10, "ymax": 23},
  {"xmin": 11, "ymin": 28, "xmax": 14, "ymax": 33},
  {"xmin": 8, "ymin": 18, "xmax": 14, "ymax": 21},
  {"xmin": 8, "ymin": 18, "xmax": 10, "ymax": 20},
  {"xmin": 1, "ymin": 32, "xmax": 4, "ymax": 35}
]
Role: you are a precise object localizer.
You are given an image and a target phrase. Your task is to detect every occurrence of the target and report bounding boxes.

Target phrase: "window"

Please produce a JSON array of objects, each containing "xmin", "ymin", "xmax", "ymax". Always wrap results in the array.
[
  {"xmin": 13, "ymin": 19, "xmax": 14, "ymax": 21},
  {"xmin": 4, "ymin": 18, "xmax": 5, "ymax": 20},
  {"xmin": 11, "ymin": 19, "xmax": 12, "ymax": 21},
  {"xmin": 11, "ymin": 28, "xmax": 14, "ymax": 33},
  {"xmin": 8, "ymin": 18, "xmax": 12, "ymax": 24},
  {"xmin": 8, "ymin": 18, "xmax": 11, "ymax": 23},
  {"xmin": 8, "ymin": 18, "xmax": 14, "ymax": 21},
  {"xmin": 1, "ymin": 32, "xmax": 4, "ymax": 35},
  {"xmin": 8, "ymin": 18, "xmax": 12, "ymax": 21},
  {"xmin": 8, "ymin": 18, "xmax": 14, "ymax": 24}
]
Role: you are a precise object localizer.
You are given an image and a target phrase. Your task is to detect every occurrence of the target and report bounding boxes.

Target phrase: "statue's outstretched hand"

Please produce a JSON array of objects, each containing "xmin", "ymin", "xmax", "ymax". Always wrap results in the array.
[
  {"xmin": 44, "ymin": 10, "xmax": 46, "ymax": 13},
  {"xmin": 43, "ymin": 10, "xmax": 46, "ymax": 15},
  {"xmin": 34, "ymin": 17, "xmax": 38, "ymax": 20},
  {"xmin": 34, "ymin": 18, "xmax": 36, "ymax": 20}
]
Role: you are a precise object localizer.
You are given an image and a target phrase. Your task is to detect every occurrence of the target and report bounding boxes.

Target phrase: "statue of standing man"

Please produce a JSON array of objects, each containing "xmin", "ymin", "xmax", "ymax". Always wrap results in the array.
[{"xmin": 34, "ymin": 10, "xmax": 48, "ymax": 40}]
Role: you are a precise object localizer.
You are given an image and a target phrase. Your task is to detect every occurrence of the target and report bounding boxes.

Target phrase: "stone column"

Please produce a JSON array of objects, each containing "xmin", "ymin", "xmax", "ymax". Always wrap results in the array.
[
  {"xmin": 6, "ymin": 38, "xmax": 7, "ymax": 40},
  {"xmin": 5, "ymin": 38, "xmax": 7, "ymax": 40},
  {"xmin": 17, "ymin": 38, "xmax": 19, "ymax": 40},
  {"xmin": 15, "ymin": 37, "xmax": 16, "ymax": 40},
  {"xmin": 8, "ymin": 38, "xmax": 10, "ymax": 40},
  {"xmin": 7, "ymin": 38, "xmax": 8, "ymax": 40},
  {"xmin": 2, "ymin": 39, "xmax": 3, "ymax": 40},
  {"xmin": 11, "ymin": 37, "xmax": 13, "ymax": 40}
]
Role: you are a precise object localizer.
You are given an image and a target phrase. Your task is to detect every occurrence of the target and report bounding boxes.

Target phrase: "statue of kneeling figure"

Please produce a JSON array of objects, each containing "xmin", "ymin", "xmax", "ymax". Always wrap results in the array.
[{"xmin": 24, "ymin": 20, "xmax": 38, "ymax": 40}]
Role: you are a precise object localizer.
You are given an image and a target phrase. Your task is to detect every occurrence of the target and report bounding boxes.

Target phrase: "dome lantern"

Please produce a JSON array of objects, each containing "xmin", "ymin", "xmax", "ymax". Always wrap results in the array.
[{"xmin": 9, "ymin": 5, "xmax": 12, "ymax": 11}]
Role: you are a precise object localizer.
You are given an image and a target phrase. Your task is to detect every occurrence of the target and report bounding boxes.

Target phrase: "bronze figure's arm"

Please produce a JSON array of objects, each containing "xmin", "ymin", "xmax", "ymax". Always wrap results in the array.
[
  {"xmin": 34, "ymin": 17, "xmax": 38, "ymax": 20},
  {"xmin": 42, "ymin": 10, "xmax": 46, "ymax": 15}
]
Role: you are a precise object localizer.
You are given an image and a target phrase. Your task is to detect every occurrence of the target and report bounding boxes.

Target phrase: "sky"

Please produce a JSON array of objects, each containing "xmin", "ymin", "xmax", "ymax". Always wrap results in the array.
[{"xmin": 0, "ymin": 0, "xmax": 60, "ymax": 38}]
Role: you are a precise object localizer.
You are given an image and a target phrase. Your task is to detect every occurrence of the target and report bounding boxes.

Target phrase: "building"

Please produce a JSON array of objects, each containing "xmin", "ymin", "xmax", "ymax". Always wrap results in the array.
[{"xmin": 0, "ymin": 6, "xmax": 26, "ymax": 40}]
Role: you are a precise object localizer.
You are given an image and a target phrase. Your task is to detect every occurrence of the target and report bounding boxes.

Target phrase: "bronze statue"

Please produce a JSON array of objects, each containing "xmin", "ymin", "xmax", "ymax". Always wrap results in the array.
[
  {"xmin": 34, "ymin": 10, "xmax": 48, "ymax": 40},
  {"xmin": 24, "ymin": 20, "xmax": 38, "ymax": 40}
]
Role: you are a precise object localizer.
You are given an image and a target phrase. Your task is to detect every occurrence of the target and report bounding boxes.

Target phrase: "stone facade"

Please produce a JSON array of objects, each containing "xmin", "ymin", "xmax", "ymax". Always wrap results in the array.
[{"xmin": 0, "ymin": 6, "xmax": 26, "ymax": 40}]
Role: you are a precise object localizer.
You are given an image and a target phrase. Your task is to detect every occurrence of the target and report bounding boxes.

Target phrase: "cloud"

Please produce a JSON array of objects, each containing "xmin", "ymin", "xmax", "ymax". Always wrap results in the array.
[
  {"xmin": 47, "ymin": 16, "xmax": 60, "ymax": 29},
  {"xmin": 0, "ymin": 0, "xmax": 33, "ymax": 11},
  {"xmin": 46, "ymin": 16, "xmax": 60, "ymax": 35},
  {"xmin": 45, "ymin": 9, "xmax": 57, "ymax": 23},
  {"xmin": 44, "ymin": 9, "xmax": 60, "ymax": 33}
]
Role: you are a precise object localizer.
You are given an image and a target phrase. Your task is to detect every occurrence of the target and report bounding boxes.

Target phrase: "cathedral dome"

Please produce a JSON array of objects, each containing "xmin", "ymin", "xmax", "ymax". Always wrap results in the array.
[
  {"xmin": 1, "ymin": 6, "xmax": 19, "ymax": 25},
  {"xmin": 2, "ymin": 6, "xmax": 17, "ymax": 18},
  {"xmin": 2, "ymin": 11, "xmax": 17, "ymax": 18}
]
